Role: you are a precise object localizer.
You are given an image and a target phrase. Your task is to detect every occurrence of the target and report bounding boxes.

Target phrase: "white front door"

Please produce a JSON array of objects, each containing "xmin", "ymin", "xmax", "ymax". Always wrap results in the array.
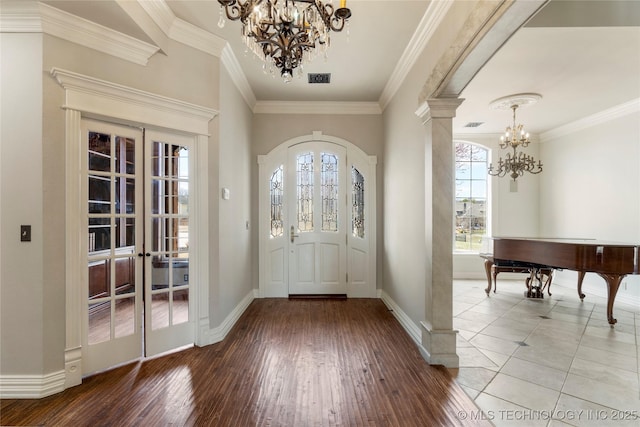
[
  {"xmin": 287, "ymin": 142, "xmax": 347, "ymax": 295},
  {"xmin": 259, "ymin": 133, "xmax": 377, "ymax": 298}
]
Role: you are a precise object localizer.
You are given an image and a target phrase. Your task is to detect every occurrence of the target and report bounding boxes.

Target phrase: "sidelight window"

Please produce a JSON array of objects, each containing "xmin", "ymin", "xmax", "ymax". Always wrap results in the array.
[
  {"xmin": 270, "ymin": 165, "xmax": 284, "ymax": 238},
  {"xmin": 351, "ymin": 166, "xmax": 365, "ymax": 238}
]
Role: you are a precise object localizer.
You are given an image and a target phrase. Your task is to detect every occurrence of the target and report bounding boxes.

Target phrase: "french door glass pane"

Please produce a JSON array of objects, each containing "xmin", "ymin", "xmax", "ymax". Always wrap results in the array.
[
  {"xmin": 89, "ymin": 218, "xmax": 111, "ymax": 252},
  {"xmin": 88, "ymin": 301, "xmax": 111, "ymax": 345},
  {"xmin": 88, "ymin": 176, "xmax": 110, "ymax": 214},
  {"xmin": 114, "ymin": 297, "xmax": 135, "ymax": 338},
  {"xmin": 151, "ymin": 293, "xmax": 170, "ymax": 330},
  {"xmin": 88, "ymin": 132, "xmax": 110, "ymax": 172},
  {"xmin": 172, "ymin": 289, "xmax": 189, "ymax": 325},
  {"xmin": 88, "ymin": 259, "xmax": 110, "ymax": 298}
]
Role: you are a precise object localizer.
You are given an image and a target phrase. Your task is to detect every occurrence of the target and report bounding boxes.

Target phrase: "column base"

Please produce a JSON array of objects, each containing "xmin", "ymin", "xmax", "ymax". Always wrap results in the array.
[
  {"xmin": 64, "ymin": 346, "xmax": 82, "ymax": 389},
  {"xmin": 420, "ymin": 321, "xmax": 459, "ymax": 368}
]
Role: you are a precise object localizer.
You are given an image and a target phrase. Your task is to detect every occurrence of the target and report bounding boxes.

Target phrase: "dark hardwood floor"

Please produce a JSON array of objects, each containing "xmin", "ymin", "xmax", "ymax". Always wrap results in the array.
[{"xmin": 1, "ymin": 299, "xmax": 488, "ymax": 426}]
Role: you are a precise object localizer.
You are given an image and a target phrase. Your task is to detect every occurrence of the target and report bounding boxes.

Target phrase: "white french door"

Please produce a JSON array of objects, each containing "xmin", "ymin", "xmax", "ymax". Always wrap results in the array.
[
  {"xmin": 287, "ymin": 142, "xmax": 347, "ymax": 295},
  {"xmin": 82, "ymin": 120, "xmax": 194, "ymax": 375},
  {"xmin": 144, "ymin": 130, "xmax": 195, "ymax": 356}
]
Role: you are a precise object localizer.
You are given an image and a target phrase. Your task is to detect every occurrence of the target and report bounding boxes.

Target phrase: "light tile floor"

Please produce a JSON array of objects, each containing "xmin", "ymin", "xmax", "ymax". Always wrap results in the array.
[{"xmin": 450, "ymin": 279, "xmax": 640, "ymax": 426}]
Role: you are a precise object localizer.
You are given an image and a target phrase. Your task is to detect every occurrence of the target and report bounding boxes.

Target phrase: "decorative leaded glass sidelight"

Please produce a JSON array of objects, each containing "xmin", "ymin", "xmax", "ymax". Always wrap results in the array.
[
  {"xmin": 270, "ymin": 165, "xmax": 284, "ymax": 238},
  {"xmin": 296, "ymin": 152, "xmax": 314, "ymax": 232},
  {"xmin": 352, "ymin": 166, "xmax": 365, "ymax": 238},
  {"xmin": 321, "ymin": 153, "xmax": 339, "ymax": 232}
]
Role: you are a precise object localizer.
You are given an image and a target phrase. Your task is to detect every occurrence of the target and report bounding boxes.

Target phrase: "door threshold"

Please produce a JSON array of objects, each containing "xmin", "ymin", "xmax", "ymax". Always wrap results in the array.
[{"xmin": 288, "ymin": 294, "xmax": 347, "ymax": 300}]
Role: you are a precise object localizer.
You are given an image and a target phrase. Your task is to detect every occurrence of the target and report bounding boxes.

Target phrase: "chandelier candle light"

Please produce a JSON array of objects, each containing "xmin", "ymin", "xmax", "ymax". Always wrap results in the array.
[
  {"xmin": 488, "ymin": 93, "xmax": 543, "ymax": 191},
  {"xmin": 217, "ymin": 0, "xmax": 352, "ymax": 83}
]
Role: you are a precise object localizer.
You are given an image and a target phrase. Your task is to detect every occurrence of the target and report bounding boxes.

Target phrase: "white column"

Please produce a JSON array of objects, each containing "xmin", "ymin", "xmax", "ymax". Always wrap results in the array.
[{"xmin": 416, "ymin": 98, "xmax": 463, "ymax": 367}]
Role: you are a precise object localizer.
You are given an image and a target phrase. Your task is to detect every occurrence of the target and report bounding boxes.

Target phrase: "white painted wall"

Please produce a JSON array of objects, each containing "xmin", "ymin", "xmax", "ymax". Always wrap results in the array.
[
  {"xmin": 381, "ymin": 1, "xmax": 476, "ymax": 328},
  {"xmin": 0, "ymin": 33, "xmax": 46, "ymax": 375},
  {"xmin": 1, "ymin": 32, "xmax": 226, "ymax": 379},
  {"xmin": 214, "ymin": 65, "xmax": 254, "ymax": 325},
  {"xmin": 539, "ymin": 109, "xmax": 640, "ymax": 304}
]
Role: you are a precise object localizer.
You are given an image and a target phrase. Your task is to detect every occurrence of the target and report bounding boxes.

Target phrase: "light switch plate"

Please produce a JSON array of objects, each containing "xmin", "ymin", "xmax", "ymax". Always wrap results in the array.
[{"xmin": 21, "ymin": 225, "xmax": 31, "ymax": 242}]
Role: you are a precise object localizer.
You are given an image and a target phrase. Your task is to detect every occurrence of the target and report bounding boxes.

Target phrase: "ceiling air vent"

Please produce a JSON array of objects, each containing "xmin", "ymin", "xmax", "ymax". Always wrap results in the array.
[
  {"xmin": 464, "ymin": 122, "xmax": 484, "ymax": 128},
  {"xmin": 308, "ymin": 73, "xmax": 331, "ymax": 84}
]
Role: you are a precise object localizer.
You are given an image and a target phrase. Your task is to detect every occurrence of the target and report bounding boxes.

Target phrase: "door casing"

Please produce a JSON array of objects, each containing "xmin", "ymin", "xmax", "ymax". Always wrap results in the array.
[{"xmin": 258, "ymin": 132, "xmax": 377, "ymax": 298}]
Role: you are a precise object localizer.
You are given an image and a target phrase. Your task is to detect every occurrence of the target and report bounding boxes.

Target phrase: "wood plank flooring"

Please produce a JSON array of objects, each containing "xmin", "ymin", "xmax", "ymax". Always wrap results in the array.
[{"xmin": 1, "ymin": 299, "xmax": 489, "ymax": 426}]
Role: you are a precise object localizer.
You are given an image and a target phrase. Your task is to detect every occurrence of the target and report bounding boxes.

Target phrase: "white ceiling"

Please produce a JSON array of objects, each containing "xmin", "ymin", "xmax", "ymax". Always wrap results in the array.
[{"xmin": 40, "ymin": 0, "xmax": 640, "ymax": 135}]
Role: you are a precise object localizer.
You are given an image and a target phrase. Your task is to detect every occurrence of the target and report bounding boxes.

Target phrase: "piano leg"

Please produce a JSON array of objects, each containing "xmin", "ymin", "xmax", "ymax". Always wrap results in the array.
[
  {"xmin": 484, "ymin": 259, "xmax": 494, "ymax": 295},
  {"xmin": 596, "ymin": 273, "xmax": 625, "ymax": 326},
  {"xmin": 577, "ymin": 271, "xmax": 586, "ymax": 300},
  {"xmin": 541, "ymin": 269, "xmax": 553, "ymax": 296}
]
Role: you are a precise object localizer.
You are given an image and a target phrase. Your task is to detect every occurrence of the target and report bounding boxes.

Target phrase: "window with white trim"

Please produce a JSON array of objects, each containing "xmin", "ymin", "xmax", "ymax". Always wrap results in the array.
[{"xmin": 454, "ymin": 142, "xmax": 488, "ymax": 252}]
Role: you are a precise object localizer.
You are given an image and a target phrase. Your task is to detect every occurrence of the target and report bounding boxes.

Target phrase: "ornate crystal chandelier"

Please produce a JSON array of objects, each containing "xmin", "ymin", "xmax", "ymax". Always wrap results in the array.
[
  {"xmin": 488, "ymin": 94, "xmax": 543, "ymax": 183},
  {"xmin": 217, "ymin": 0, "xmax": 352, "ymax": 83}
]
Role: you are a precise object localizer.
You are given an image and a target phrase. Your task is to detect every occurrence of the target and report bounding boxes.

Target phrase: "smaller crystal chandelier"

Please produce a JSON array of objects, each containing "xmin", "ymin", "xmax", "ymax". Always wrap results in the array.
[
  {"xmin": 217, "ymin": 0, "xmax": 352, "ymax": 83},
  {"xmin": 488, "ymin": 94, "xmax": 543, "ymax": 183}
]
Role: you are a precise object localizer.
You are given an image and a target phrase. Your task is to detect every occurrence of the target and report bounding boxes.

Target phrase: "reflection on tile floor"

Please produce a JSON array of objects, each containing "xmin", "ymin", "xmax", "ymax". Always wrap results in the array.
[{"xmin": 451, "ymin": 279, "xmax": 640, "ymax": 426}]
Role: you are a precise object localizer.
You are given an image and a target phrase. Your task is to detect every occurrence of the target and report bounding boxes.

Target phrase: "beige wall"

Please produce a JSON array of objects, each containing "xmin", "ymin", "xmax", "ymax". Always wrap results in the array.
[
  {"xmin": 214, "ymin": 65, "xmax": 254, "ymax": 325},
  {"xmin": 381, "ymin": 1, "xmax": 476, "ymax": 327},
  {"xmin": 539, "ymin": 111, "xmax": 640, "ymax": 303},
  {"xmin": 1, "ymin": 32, "xmax": 223, "ymax": 377},
  {"xmin": 1, "ymin": 33, "xmax": 46, "ymax": 374}
]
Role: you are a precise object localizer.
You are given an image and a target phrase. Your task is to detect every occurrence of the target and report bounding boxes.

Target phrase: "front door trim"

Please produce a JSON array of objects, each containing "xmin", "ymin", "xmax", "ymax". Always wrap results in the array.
[{"xmin": 258, "ymin": 131, "xmax": 377, "ymax": 298}]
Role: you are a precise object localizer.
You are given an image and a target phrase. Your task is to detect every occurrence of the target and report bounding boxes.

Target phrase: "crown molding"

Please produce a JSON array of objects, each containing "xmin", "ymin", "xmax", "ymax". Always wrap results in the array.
[
  {"xmin": 40, "ymin": 3, "xmax": 160, "ymax": 66},
  {"xmin": 222, "ymin": 45, "xmax": 257, "ymax": 109},
  {"xmin": 378, "ymin": 0, "xmax": 453, "ymax": 111},
  {"xmin": 0, "ymin": 1, "xmax": 42, "ymax": 32},
  {"xmin": 171, "ymin": 18, "xmax": 227, "ymax": 57},
  {"xmin": 253, "ymin": 101, "xmax": 382, "ymax": 115},
  {"xmin": 540, "ymin": 98, "xmax": 640, "ymax": 142},
  {"xmin": 136, "ymin": 0, "xmax": 175, "ymax": 34},
  {"xmin": 0, "ymin": 2, "xmax": 160, "ymax": 66}
]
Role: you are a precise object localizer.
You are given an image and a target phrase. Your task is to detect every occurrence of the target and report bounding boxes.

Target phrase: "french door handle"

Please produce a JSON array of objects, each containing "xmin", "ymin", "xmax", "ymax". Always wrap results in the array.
[
  {"xmin": 137, "ymin": 252, "xmax": 150, "ymax": 257},
  {"xmin": 290, "ymin": 226, "xmax": 299, "ymax": 243}
]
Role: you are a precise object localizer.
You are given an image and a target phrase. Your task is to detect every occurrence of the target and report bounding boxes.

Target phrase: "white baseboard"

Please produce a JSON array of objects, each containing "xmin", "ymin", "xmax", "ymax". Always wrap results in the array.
[
  {"xmin": 0, "ymin": 370, "xmax": 66, "ymax": 399},
  {"xmin": 199, "ymin": 289, "xmax": 255, "ymax": 346},
  {"xmin": 379, "ymin": 290, "xmax": 423, "ymax": 348}
]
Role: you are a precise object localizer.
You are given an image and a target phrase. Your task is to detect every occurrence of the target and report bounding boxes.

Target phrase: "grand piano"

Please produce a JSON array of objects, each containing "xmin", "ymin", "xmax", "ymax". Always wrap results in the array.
[{"xmin": 481, "ymin": 237, "xmax": 639, "ymax": 325}]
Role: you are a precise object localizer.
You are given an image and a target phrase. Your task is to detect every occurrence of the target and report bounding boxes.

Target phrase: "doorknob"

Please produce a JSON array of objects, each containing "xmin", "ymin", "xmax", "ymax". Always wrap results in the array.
[
  {"xmin": 137, "ymin": 252, "xmax": 150, "ymax": 257},
  {"xmin": 290, "ymin": 226, "xmax": 299, "ymax": 243}
]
